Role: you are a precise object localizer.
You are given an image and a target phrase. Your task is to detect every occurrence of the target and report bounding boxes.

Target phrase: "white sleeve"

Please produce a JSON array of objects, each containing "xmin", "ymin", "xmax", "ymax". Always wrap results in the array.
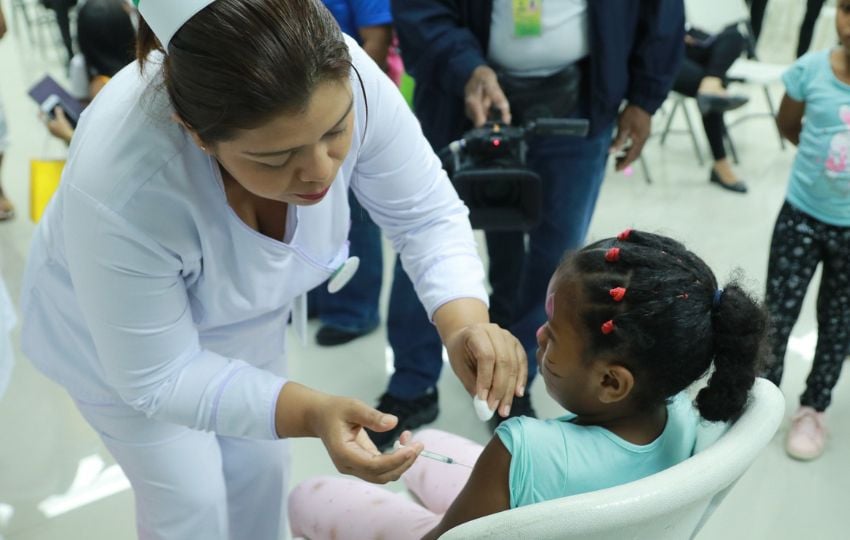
[
  {"xmin": 63, "ymin": 185, "xmax": 285, "ymax": 440},
  {"xmin": 347, "ymin": 41, "xmax": 488, "ymax": 319}
]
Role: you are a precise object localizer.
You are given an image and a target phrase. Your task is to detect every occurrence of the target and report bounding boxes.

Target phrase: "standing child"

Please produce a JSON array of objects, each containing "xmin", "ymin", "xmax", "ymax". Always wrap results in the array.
[
  {"xmin": 766, "ymin": 0, "xmax": 850, "ymax": 461},
  {"xmin": 289, "ymin": 230, "xmax": 767, "ymax": 540},
  {"xmin": 0, "ymin": 3, "xmax": 13, "ymax": 221}
]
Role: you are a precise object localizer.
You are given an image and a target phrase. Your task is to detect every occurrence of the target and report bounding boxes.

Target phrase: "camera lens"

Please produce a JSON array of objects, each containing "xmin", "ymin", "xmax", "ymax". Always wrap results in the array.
[{"xmin": 476, "ymin": 179, "xmax": 520, "ymax": 206}]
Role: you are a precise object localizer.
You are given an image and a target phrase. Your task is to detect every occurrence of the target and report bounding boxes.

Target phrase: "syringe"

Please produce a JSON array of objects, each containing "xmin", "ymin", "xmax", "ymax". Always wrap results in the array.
[{"xmin": 393, "ymin": 441, "xmax": 473, "ymax": 468}]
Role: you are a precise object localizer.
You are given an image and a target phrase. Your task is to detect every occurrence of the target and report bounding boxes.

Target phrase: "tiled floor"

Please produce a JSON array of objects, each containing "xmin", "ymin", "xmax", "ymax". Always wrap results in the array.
[{"xmin": 1, "ymin": 1, "xmax": 849, "ymax": 539}]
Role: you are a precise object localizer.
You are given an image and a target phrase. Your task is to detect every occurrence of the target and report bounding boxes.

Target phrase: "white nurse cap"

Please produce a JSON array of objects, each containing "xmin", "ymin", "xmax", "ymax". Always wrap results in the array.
[{"xmin": 132, "ymin": 0, "xmax": 217, "ymax": 49}]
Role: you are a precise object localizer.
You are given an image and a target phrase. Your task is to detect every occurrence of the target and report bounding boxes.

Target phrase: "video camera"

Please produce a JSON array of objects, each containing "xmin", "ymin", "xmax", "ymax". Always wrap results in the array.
[{"xmin": 440, "ymin": 117, "xmax": 590, "ymax": 231}]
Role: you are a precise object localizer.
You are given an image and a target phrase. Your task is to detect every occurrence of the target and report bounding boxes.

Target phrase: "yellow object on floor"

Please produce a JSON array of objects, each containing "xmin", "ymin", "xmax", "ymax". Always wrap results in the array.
[{"xmin": 30, "ymin": 159, "xmax": 65, "ymax": 223}]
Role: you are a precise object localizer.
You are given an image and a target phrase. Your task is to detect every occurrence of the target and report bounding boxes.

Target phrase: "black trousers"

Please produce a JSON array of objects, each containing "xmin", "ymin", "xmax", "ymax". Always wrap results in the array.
[
  {"xmin": 748, "ymin": 0, "xmax": 769, "ymax": 42},
  {"xmin": 797, "ymin": 0, "xmax": 827, "ymax": 58},
  {"xmin": 749, "ymin": 0, "xmax": 829, "ymax": 57},
  {"xmin": 42, "ymin": 0, "xmax": 77, "ymax": 61},
  {"xmin": 672, "ymin": 27, "xmax": 746, "ymax": 161},
  {"xmin": 763, "ymin": 202, "xmax": 850, "ymax": 411}
]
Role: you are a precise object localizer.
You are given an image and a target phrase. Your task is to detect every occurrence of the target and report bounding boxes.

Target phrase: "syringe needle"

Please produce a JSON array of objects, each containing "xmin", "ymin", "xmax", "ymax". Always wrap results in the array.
[{"xmin": 393, "ymin": 441, "xmax": 473, "ymax": 468}]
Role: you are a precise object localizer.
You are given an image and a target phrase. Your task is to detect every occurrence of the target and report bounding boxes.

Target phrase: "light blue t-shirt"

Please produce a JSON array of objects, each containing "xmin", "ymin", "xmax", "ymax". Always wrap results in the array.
[
  {"xmin": 496, "ymin": 392, "xmax": 698, "ymax": 508},
  {"xmin": 783, "ymin": 49, "xmax": 850, "ymax": 226}
]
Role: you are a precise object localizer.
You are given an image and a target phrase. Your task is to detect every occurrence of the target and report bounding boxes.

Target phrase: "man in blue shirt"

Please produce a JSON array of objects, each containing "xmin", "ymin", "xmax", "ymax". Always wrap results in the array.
[
  {"xmin": 312, "ymin": 0, "xmax": 393, "ymax": 346},
  {"xmin": 369, "ymin": 0, "xmax": 685, "ymax": 449}
]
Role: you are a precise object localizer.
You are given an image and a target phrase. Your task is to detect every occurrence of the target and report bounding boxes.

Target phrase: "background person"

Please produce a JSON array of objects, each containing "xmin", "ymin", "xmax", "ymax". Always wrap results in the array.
[
  {"xmin": 748, "ymin": 0, "xmax": 831, "ymax": 58},
  {"xmin": 310, "ymin": 0, "xmax": 394, "ymax": 347},
  {"xmin": 366, "ymin": 0, "xmax": 687, "ymax": 449},
  {"xmin": 0, "ymin": 4, "xmax": 12, "ymax": 221},
  {"xmin": 672, "ymin": 24, "xmax": 750, "ymax": 193},
  {"xmin": 45, "ymin": 0, "xmax": 137, "ymax": 145},
  {"xmin": 41, "ymin": 0, "xmax": 78, "ymax": 64},
  {"xmin": 764, "ymin": 0, "xmax": 850, "ymax": 462}
]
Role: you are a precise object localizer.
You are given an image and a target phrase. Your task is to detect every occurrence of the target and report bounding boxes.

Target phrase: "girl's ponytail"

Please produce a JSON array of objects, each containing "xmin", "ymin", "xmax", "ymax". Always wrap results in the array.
[{"xmin": 695, "ymin": 281, "xmax": 767, "ymax": 422}]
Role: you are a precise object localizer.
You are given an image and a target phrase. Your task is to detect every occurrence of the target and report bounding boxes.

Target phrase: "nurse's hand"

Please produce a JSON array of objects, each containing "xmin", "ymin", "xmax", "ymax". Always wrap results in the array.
[
  {"xmin": 314, "ymin": 396, "xmax": 424, "ymax": 484},
  {"xmin": 444, "ymin": 323, "xmax": 528, "ymax": 418},
  {"xmin": 275, "ymin": 383, "xmax": 423, "ymax": 484}
]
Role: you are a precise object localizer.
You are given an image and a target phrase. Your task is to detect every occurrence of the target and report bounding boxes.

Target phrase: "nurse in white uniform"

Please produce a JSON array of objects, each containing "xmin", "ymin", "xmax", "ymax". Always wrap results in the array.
[{"xmin": 19, "ymin": 0, "xmax": 527, "ymax": 538}]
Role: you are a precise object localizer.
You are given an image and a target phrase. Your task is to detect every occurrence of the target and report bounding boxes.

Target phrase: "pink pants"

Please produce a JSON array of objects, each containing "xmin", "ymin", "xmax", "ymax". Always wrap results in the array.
[{"xmin": 288, "ymin": 429, "xmax": 485, "ymax": 540}]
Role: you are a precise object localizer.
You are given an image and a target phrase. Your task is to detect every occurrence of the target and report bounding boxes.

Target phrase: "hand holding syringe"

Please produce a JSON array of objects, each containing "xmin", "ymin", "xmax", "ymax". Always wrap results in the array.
[{"xmin": 393, "ymin": 440, "xmax": 472, "ymax": 469}]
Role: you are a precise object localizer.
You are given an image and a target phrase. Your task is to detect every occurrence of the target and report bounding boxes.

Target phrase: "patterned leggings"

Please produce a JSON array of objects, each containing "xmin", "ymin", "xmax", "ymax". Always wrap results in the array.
[{"xmin": 762, "ymin": 201, "xmax": 850, "ymax": 411}]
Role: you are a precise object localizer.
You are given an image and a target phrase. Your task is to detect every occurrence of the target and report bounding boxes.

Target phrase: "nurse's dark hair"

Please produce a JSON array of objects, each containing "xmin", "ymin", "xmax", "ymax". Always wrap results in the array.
[
  {"xmin": 557, "ymin": 230, "xmax": 767, "ymax": 423},
  {"xmin": 135, "ymin": 0, "xmax": 353, "ymax": 143}
]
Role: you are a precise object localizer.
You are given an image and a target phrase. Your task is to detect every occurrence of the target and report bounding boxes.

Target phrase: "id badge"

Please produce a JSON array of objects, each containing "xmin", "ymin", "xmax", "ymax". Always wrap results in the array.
[{"xmin": 513, "ymin": 0, "xmax": 542, "ymax": 37}]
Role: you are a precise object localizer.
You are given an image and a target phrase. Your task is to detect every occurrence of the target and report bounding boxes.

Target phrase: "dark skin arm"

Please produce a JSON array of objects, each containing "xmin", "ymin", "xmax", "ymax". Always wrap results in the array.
[
  {"xmin": 421, "ymin": 436, "xmax": 513, "ymax": 540},
  {"xmin": 776, "ymin": 93, "xmax": 805, "ymax": 146},
  {"xmin": 609, "ymin": 104, "xmax": 652, "ymax": 171},
  {"xmin": 359, "ymin": 24, "xmax": 393, "ymax": 72}
]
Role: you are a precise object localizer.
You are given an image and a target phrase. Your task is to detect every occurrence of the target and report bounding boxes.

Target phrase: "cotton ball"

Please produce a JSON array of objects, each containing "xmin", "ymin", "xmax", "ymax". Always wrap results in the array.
[{"xmin": 473, "ymin": 396, "xmax": 495, "ymax": 421}]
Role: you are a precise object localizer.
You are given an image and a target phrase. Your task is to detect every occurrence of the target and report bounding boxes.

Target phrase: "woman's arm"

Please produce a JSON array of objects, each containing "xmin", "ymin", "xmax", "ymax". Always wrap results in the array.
[
  {"xmin": 348, "ymin": 38, "xmax": 526, "ymax": 414},
  {"xmin": 776, "ymin": 93, "xmax": 805, "ymax": 146},
  {"xmin": 422, "ymin": 436, "xmax": 513, "ymax": 540},
  {"xmin": 275, "ymin": 382, "xmax": 423, "ymax": 484},
  {"xmin": 63, "ymin": 186, "xmax": 424, "ymax": 483},
  {"xmin": 433, "ymin": 298, "xmax": 527, "ymax": 416},
  {"xmin": 358, "ymin": 24, "xmax": 393, "ymax": 71}
]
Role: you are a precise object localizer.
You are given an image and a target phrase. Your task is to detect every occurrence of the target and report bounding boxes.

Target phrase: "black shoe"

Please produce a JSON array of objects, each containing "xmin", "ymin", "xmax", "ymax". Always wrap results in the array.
[
  {"xmin": 366, "ymin": 389, "xmax": 439, "ymax": 451},
  {"xmin": 709, "ymin": 169, "xmax": 748, "ymax": 193},
  {"xmin": 696, "ymin": 93, "xmax": 749, "ymax": 115},
  {"xmin": 488, "ymin": 393, "xmax": 537, "ymax": 432},
  {"xmin": 315, "ymin": 325, "xmax": 375, "ymax": 346}
]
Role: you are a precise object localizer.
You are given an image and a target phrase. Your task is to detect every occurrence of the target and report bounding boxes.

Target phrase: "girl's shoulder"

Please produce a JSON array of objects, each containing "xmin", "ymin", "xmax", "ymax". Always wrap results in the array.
[
  {"xmin": 797, "ymin": 48, "xmax": 831, "ymax": 66},
  {"xmin": 495, "ymin": 414, "xmax": 572, "ymax": 450},
  {"xmin": 788, "ymin": 48, "xmax": 831, "ymax": 79},
  {"xmin": 783, "ymin": 49, "xmax": 833, "ymax": 101}
]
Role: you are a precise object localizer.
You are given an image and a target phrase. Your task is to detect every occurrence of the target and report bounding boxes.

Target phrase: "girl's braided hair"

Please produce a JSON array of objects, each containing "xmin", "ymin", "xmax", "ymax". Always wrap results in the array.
[{"xmin": 561, "ymin": 230, "xmax": 767, "ymax": 422}]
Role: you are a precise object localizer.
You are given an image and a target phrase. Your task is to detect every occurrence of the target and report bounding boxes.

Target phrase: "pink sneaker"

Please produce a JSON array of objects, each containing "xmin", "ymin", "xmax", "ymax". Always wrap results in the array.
[{"xmin": 785, "ymin": 406, "xmax": 827, "ymax": 461}]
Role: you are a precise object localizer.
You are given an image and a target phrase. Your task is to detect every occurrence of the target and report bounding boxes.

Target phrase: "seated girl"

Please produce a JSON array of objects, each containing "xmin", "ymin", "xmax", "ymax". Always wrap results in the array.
[{"xmin": 288, "ymin": 229, "xmax": 767, "ymax": 540}]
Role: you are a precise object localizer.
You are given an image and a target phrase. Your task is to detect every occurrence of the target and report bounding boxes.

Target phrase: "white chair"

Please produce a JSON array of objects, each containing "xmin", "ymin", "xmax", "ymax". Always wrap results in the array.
[
  {"xmin": 659, "ymin": 93, "xmax": 711, "ymax": 167},
  {"xmin": 440, "ymin": 378, "xmax": 785, "ymax": 540},
  {"xmin": 725, "ymin": 57, "xmax": 788, "ymax": 151},
  {"xmin": 666, "ymin": 0, "xmax": 789, "ymax": 159}
]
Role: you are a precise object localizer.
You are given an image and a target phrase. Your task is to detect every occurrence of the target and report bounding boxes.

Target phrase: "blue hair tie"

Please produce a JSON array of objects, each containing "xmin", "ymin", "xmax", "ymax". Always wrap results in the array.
[{"xmin": 713, "ymin": 288, "xmax": 724, "ymax": 308}]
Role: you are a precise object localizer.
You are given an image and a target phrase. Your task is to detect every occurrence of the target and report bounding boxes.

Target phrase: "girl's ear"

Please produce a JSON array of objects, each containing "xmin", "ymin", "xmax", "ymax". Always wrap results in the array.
[{"xmin": 596, "ymin": 363, "xmax": 634, "ymax": 404}]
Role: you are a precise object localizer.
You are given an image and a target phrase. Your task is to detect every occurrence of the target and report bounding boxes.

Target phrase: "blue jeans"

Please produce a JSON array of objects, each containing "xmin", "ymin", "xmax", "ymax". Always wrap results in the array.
[
  {"xmin": 386, "ymin": 125, "xmax": 614, "ymax": 398},
  {"xmin": 311, "ymin": 193, "xmax": 383, "ymax": 333}
]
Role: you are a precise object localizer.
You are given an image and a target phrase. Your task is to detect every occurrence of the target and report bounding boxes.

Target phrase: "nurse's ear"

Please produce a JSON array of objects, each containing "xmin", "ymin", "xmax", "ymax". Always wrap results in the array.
[{"xmin": 172, "ymin": 113, "xmax": 211, "ymax": 154}]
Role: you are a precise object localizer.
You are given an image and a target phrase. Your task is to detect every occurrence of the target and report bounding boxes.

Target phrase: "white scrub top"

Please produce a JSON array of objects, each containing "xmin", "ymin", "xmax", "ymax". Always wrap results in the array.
[{"xmin": 20, "ymin": 37, "xmax": 487, "ymax": 441}]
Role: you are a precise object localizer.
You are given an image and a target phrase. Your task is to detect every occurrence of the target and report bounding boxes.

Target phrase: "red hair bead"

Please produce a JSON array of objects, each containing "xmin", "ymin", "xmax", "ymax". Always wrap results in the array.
[
  {"xmin": 617, "ymin": 228, "xmax": 633, "ymax": 241},
  {"xmin": 609, "ymin": 287, "xmax": 626, "ymax": 302},
  {"xmin": 601, "ymin": 320, "xmax": 615, "ymax": 334},
  {"xmin": 605, "ymin": 247, "xmax": 620, "ymax": 262}
]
